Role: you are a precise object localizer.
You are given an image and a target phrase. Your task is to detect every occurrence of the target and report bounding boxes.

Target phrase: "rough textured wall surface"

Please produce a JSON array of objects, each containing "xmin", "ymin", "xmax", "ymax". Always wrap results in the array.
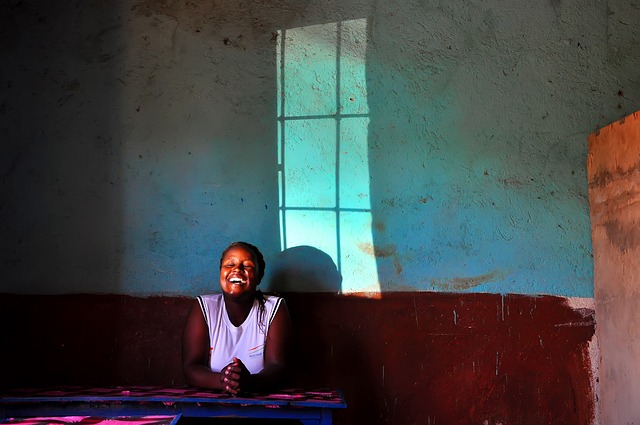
[
  {"xmin": 588, "ymin": 111, "xmax": 640, "ymax": 425},
  {"xmin": 0, "ymin": 293, "xmax": 597, "ymax": 425},
  {"xmin": 1, "ymin": 0, "xmax": 639, "ymax": 296}
]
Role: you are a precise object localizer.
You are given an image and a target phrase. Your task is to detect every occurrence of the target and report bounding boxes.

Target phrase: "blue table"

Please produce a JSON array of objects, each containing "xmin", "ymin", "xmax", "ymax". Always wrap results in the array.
[{"xmin": 0, "ymin": 387, "xmax": 346, "ymax": 425}]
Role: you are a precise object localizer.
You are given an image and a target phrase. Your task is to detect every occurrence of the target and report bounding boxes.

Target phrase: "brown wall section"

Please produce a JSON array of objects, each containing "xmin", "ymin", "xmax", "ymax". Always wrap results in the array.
[
  {"xmin": 0, "ymin": 294, "xmax": 190, "ymax": 388},
  {"xmin": 0, "ymin": 293, "xmax": 595, "ymax": 424},
  {"xmin": 588, "ymin": 111, "xmax": 640, "ymax": 424}
]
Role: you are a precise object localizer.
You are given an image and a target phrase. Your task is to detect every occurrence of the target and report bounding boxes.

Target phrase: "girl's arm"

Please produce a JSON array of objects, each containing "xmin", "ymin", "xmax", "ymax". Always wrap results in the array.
[{"xmin": 182, "ymin": 300, "xmax": 226, "ymax": 390}]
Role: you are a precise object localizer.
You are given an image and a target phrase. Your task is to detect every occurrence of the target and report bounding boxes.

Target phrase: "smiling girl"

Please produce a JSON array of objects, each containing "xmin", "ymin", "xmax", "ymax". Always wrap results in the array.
[{"xmin": 182, "ymin": 242, "xmax": 292, "ymax": 395}]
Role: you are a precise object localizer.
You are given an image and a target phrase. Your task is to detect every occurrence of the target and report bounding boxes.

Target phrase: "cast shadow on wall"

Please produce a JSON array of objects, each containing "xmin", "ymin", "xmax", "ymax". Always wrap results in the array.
[{"xmin": 266, "ymin": 246, "xmax": 343, "ymax": 293}]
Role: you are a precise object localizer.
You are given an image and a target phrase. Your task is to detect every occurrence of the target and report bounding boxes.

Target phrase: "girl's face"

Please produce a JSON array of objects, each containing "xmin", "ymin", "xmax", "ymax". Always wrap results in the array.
[{"xmin": 219, "ymin": 246, "xmax": 259, "ymax": 299}]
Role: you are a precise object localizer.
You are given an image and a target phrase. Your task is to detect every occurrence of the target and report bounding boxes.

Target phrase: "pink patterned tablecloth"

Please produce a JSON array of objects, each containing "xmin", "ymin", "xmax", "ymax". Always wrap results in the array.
[
  {"xmin": 0, "ymin": 386, "xmax": 345, "ymax": 406},
  {"xmin": 0, "ymin": 387, "xmax": 346, "ymax": 424},
  {"xmin": 0, "ymin": 416, "xmax": 179, "ymax": 425}
]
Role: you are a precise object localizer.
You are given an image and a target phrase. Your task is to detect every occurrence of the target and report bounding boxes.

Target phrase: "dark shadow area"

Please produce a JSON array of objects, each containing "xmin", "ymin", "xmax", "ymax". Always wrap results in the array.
[
  {"xmin": 0, "ymin": 0, "xmax": 124, "ymax": 293},
  {"xmin": 283, "ymin": 292, "xmax": 382, "ymax": 425},
  {"xmin": 266, "ymin": 246, "xmax": 342, "ymax": 292},
  {"xmin": 0, "ymin": 294, "xmax": 191, "ymax": 388}
]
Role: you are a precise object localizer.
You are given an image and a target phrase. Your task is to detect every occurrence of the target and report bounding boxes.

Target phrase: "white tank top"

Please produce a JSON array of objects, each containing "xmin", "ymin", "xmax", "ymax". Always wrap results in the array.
[{"xmin": 197, "ymin": 293, "xmax": 283, "ymax": 374}]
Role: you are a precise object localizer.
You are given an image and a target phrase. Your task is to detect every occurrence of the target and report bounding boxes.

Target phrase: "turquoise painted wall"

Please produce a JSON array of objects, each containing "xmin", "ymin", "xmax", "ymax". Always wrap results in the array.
[{"xmin": 2, "ymin": 0, "xmax": 639, "ymax": 297}]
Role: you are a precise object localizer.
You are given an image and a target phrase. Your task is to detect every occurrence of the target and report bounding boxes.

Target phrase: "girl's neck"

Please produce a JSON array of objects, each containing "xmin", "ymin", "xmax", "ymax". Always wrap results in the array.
[{"xmin": 224, "ymin": 295, "xmax": 254, "ymax": 327}]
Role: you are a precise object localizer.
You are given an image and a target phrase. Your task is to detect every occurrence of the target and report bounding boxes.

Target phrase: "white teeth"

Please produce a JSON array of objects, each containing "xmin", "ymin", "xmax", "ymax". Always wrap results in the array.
[{"xmin": 229, "ymin": 278, "xmax": 244, "ymax": 283}]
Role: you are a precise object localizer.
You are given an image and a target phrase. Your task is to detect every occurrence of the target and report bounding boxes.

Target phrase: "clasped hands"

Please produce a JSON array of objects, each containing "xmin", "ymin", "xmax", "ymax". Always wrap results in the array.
[{"xmin": 220, "ymin": 357, "xmax": 250, "ymax": 395}]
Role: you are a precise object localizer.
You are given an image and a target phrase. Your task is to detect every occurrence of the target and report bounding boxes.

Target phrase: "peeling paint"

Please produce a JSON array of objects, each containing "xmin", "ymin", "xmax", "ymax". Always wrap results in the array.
[
  {"xmin": 358, "ymin": 242, "xmax": 397, "ymax": 258},
  {"xmin": 431, "ymin": 271, "xmax": 503, "ymax": 291},
  {"xmin": 588, "ymin": 111, "xmax": 640, "ymax": 425}
]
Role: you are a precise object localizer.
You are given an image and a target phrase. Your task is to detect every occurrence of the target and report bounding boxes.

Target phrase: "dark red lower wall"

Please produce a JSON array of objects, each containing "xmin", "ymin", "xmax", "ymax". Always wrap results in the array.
[{"xmin": 0, "ymin": 292, "xmax": 595, "ymax": 424}]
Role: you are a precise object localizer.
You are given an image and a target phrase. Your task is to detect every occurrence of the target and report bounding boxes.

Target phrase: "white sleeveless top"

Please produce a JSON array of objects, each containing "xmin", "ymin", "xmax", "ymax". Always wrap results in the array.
[{"xmin": 197, "ymin": 293, "xmax": 283, "ymax": 374}]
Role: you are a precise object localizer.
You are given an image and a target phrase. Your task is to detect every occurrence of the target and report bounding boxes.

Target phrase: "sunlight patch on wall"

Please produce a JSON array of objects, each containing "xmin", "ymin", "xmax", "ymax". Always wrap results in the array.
[{"xmin": 277, "ymin": 18, "xmax": 380, "ymax": 294}]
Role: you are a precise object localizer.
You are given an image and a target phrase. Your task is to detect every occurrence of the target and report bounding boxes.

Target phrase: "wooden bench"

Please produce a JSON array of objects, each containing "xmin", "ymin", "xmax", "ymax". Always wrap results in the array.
[{"xmin": 0, "ymin": 386, "xmax": 346, "ymax": 425}]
